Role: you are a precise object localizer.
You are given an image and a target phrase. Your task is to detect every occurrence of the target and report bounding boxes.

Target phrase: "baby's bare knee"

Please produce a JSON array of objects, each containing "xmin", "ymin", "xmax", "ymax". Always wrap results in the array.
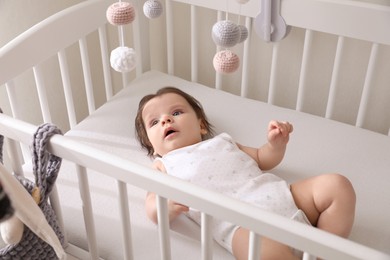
[
  {"xmin": 326, "ymin": 173, "xmax": 356, "ymax": 202},
  {"xmin": 329, "ymin": 173, "xmax": 354, "ymax": 189}
]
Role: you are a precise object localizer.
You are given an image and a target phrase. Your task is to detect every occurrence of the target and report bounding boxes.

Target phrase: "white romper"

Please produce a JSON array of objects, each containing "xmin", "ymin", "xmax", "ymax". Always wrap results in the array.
[{"xmin": 156, "ymin": 133, "xmax": 310, "ymax": 252}]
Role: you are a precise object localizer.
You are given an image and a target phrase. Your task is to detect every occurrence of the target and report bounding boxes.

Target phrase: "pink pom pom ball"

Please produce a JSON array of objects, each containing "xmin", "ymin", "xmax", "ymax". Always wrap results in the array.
[
  {"xmin": 212, "ymin": 20, "xmax": 240, "ymax": 48},
  {"xmin": 106, "ymin": 2, "xmax": 136, "ymax": 25},
  {"xmin": 213, "ymin": 50, "xmax": 240, "ymax": 74},
  {"xmin": 110, "ymin": 46, "xmax": 137, "ymax": 73},
  {"xmin": 143, "ymin": 0, "xmax": 163, "ymax": 19}
]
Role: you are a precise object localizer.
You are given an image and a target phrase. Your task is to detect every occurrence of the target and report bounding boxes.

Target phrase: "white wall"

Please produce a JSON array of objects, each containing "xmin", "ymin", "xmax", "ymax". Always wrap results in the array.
[{"xmin": 0, "ymin": 0, "xmax": 84, "ymax": 47}]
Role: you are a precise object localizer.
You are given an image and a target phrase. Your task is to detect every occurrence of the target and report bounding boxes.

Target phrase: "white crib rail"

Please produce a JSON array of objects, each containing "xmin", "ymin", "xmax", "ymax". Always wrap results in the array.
[{"xmin": 1, "ymin": 114, "xmax": 390, "ymax": 260}]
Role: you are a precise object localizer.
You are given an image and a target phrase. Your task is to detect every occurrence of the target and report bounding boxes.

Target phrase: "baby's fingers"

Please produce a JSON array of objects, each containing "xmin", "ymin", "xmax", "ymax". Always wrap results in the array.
[
  {"xmin": 171, "ymin": 202, "xmax": 189, "ymax": 213},
  {"xmin": 269, "ymin": 120, "xmax": 293, "ymax": 137},
  {"xmin": 279, "ymin": 121, "xmax": 293, "ymax": 136}
]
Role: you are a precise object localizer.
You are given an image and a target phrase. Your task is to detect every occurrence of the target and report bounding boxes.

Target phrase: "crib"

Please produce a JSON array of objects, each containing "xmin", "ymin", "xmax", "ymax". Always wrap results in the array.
[{"xmin": 0, "ymin": 0, "xmax": 389, "ymax": 259}]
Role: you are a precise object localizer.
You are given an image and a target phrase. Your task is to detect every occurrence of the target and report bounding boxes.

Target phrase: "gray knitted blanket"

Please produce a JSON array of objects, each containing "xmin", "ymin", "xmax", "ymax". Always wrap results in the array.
[{"xmin": 0, "ymin": 121, "xmax": 65, "ymax": 259}]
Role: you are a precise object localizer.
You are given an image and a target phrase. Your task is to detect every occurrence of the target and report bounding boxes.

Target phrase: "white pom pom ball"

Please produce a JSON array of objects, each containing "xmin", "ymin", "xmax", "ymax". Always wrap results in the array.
[
  {"xmin": 143, "ymin": 0, "xmax": 163, "ymax": 19},
  {"xmin": 212, "ymin": 20, "xmax": 240, "ymax": 48},
  {"xmin": 110, "ymin": 46, "xmax": 136, "ymax": 73},
  {"xmin": 213, "ymin": 50, "xmax": 240, "ymax": 74}
]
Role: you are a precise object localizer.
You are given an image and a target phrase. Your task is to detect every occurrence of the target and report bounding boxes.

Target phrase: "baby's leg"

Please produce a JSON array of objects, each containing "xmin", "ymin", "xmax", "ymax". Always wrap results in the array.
[
  {"xmin": 232, "ymin": 227, "xmax": 299, "ymax": 260},
  {"xmin": 290, "ymin": 173, "xmax": 356, "ymax": 237}
]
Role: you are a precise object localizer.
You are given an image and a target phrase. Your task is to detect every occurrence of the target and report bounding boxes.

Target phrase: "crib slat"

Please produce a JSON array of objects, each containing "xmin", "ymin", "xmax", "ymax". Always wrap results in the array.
[
  {"xmin": 49, "ymin": 185, "xmax": 68, "ymax": 248},
  {"xmin": 4, "ymin": 138, "xmax": 24, "ymax": 177},
  {"xmin": 268, "ymin": 43, "xmax": 280, "ymax": 104},
  {"xmin": 121, "ymin": 65, "xmax": 130, "ymax": 90},
  {"xmin": 132, "ymin": 5, "xmax": 146, "ymax": 77},
  {"xmin": 191, "ymin": 5, "xmax": 199, "ymax": 82},
  {"xmin": 248, "ymin": 231, "xmax": 261, "ymax": 260},
  {"xmin": 76, "ymin": 165, "xmax": 99, "ymax": 259},
  {"xmin": 215, "ymin": 70, "xmax": 222, "ymax": 90},
  {"xmin": 5, "ymin": 80, "xmax": 20, "ymax": 119},
  {"xmin": 117, "ymin": 180, "xmax": 134, "ymax": 260},
  {"xmin": 240, "ymin": 16, "xmax": 252, "ymax": 98},
  {"xmin": 57, "ymin": 50, "xmax": 77, "ymax": 128},
  {"xmin": 201, "ymin": 212, "xmax": 213, "ymax": 260},
  {"xmin": 98, "ymin": 26, "xmax": 113, "ymax": 100},
  {"xmin": 116, "ymin": 26, "xmax": 130, "ymax": 89},
  {"xmin": 302, "ymin": 251, "xmax": 317, "ymax": 260},
  {"xmin": 166, "ymin": 0, "xmax": 174, "ymax": 75},
  {"xmin": 215, "ymin": 11, "xmax": 224, "ymax": 90},
  {"xmin": 156, "ymin": 195, "xmax": 172, "ymax": 260},
  {"xmin": 79, "ymin": 37, "xmax": 96, "ymax": 114},
  {"xmin": 133, "ymin": 5, "xmax": 142, "ymax": 77},
  {"xmin": 296, "ymin": 29, "xmax": 314, "ymax": 112},
  {"xmin": 5, "ymin": 81, "xmax": 30, "ymax": 161},
  {"xmin": 356, "ymin": 43, "xmax": 379, "ymax": 128},
  {"xmin": 33, "ymin": 65, "xmax": 52, "ymax": 123},
  {"xmin": 326, "ymin": 36, "xmax": 345, "ymax": 119}
]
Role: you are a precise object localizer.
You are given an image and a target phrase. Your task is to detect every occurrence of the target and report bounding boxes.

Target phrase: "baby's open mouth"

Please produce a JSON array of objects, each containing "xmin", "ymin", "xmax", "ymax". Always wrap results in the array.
[{"xmin": 165, "ymin": 129, "xmax": 176, "ymax": 137}]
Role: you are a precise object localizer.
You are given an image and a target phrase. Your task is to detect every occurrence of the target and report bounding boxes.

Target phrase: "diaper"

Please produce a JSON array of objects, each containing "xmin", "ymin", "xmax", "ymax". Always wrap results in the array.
[{"xmin": 216, "ymin": 209, "xmax": 311, "ymax": 254}]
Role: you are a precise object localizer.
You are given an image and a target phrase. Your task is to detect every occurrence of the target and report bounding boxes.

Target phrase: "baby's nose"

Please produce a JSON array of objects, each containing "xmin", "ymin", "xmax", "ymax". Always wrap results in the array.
[{"xmin": 161, "ymin": 115, "xmax": 173, "ymax": 124}]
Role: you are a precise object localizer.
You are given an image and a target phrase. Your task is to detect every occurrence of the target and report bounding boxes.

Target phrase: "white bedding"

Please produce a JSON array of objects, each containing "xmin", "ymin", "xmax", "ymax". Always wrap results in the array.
[{"xmin": 58, "ymin": 70, "xmax": 390, "ymax": 259}]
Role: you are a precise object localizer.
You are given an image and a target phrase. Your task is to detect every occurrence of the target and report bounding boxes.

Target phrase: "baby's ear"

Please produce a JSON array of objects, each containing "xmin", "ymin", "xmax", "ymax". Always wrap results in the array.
[{"xmin": 199, "ymin": 121, "xmax": 208, "ymax": 135}]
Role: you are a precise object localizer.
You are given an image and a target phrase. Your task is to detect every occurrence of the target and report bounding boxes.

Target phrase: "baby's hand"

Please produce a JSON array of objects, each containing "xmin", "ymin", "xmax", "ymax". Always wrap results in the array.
[
  {"xmin": 267, "ymin": 120, "xmax": 293, "ymax": 147},
  {"xmin": 168, "ymin": 200, "xmax": 189, "ymax": 220}
]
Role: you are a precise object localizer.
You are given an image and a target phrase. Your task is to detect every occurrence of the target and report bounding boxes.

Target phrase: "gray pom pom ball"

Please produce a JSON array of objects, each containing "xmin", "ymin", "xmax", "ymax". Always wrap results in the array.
[
  {"xmin": 211, "ymin": 20, "xmax": 240, "ymax": 48},
  {"xmin": 143, "ymin": 0, "xmax": 163, "ymax": 19}
]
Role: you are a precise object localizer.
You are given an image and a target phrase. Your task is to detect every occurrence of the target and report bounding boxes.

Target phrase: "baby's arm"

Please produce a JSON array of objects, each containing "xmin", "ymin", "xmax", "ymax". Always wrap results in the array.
[
  {"xmin": 237, "ymin": 120, "xmax": 293, "ymax": 171},
  {"xmin": 145, "ymin": 160, "xmax": 189, "ymax": 224}
]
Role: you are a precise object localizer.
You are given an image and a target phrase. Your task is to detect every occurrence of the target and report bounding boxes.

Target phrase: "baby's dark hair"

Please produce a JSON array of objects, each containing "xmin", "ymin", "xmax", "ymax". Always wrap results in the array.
[{"xmin": 135, "ymin": 86, "xmax": 214, "ymax": 157}]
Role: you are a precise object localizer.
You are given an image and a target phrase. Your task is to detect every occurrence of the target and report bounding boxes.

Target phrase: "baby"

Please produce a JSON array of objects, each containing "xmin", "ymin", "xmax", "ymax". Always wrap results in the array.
[{"xmin": 135, "ymin": 86, "xmax": 356, "ymax": 260}]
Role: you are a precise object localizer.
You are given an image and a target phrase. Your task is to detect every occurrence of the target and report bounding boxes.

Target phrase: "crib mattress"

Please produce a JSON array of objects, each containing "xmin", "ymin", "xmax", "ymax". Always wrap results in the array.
[{"xmin": 59, "ymin": 70, "xmax": 390, "ymax": 259}]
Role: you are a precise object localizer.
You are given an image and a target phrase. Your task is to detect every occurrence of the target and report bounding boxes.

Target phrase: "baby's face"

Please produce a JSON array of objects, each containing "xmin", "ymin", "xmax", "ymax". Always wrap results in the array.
[{"xmin": 142, "ymin": 93, "xmax": 203, "ymax": 156}]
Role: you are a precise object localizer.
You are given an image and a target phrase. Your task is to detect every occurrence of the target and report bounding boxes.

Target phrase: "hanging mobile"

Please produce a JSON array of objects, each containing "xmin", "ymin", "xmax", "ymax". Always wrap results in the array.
[
  {"xmin": 254, "ymin": 0, "xmax": 289, "ymax": 42},
  {"xmin": 106, "ymin": 1, "xmax": 137, "ymax": 73},
  {"xmin": 212, "ymin": 0, "xmax": 250, "ymax": 74}
]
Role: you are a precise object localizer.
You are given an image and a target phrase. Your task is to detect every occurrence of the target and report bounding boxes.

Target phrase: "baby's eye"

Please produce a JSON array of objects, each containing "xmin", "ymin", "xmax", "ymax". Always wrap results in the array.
[
  {"xmin": 150, "ymin": 119, "xmax": 158, "ymax": 127},
  {"xmin": 172, "ymin": 110, "xmax": 183, "ymax": 116}
]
